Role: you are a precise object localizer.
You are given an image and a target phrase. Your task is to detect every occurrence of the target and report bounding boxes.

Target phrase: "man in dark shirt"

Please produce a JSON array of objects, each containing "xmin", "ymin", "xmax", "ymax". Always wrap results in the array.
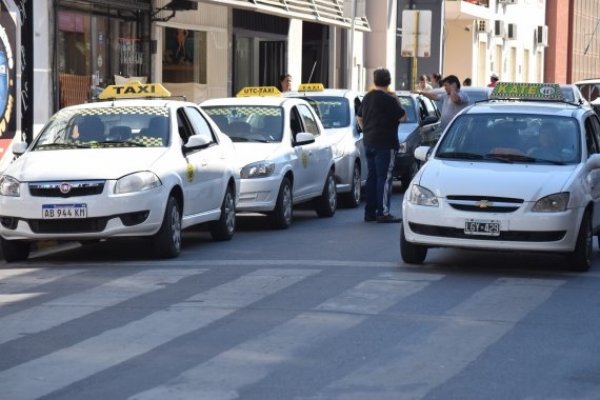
[{"xmin": 357, "ymin": 68, "xmax": 406, "ymax": 223}]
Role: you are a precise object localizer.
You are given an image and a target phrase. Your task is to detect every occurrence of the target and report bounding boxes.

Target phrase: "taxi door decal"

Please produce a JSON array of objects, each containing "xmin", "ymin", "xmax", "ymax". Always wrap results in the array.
[
  {"xmin": 301, "ymin": 150, "xmax": 309, "ymax": 168},
  {"xmin": 186, "ymin": 163, "xmax": 195, "ymax": 182}
]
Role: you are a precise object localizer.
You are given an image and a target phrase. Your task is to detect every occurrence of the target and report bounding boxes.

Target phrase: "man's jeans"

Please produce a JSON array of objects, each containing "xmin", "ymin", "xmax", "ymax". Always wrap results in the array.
[{"xmin": 365, "ymin": 147, "xmax": 397, "ymax": 218}]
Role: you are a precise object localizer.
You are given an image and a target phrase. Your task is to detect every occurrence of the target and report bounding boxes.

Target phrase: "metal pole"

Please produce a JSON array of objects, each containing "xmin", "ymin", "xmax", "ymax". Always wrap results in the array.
[
  {"xmin": 412, "ymin": 10, "xmax": 420, "ymax": 90},
  {"xmin": 347, "ymin": 0, "xmax": 356, "ymax": 89}
]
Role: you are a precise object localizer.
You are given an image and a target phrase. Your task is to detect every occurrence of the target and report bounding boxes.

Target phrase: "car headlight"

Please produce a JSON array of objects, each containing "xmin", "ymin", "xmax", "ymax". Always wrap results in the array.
[
  {"xmin": 0, "ymin": 175, "xmax": 20, "ymax": 197},
  {"xmin": 115, "ymin": 171, "xmax": 161, "ymax": 194},
  {"xmin": 532, "ymin": 192, "xmax": 569, "ymax": 212},
  {"xmin": 240, "ymin": 161, "xmax": 275, "ymax": 179},
  {"xmin": 398, "ymin": 141, "xmax": 408, "ymax": 154},
  {"xmin": 407, "ymin": 184, "xmax": 439, "ymax": 207}
]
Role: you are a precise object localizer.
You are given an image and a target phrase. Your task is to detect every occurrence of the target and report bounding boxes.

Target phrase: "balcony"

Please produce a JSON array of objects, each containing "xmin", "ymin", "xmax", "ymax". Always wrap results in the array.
[{"xmin": 445, "ymin": 0, "xmax": 492, "ymax": 20}]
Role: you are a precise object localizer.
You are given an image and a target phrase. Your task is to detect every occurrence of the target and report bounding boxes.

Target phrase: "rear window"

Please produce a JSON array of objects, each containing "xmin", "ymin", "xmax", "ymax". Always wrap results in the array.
[{"xmin": 203, "ymin": 106, "xmax": 283, "ymax": 143}]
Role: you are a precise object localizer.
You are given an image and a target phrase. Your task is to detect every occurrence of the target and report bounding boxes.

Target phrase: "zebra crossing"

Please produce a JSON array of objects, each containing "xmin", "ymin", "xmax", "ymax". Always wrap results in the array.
[{"xmin": 0, "ymin": 262, "xmax": 578, "ymax": 399}]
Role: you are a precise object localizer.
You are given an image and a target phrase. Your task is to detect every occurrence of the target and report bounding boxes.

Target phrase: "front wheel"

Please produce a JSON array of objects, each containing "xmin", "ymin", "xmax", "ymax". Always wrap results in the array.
[
  {"xmin": 153, "ymin": 196, "xmax": 182, "ymax": 258},
  {"xmin": 400, "ymin": 224, "xmax": 427, "ymax": 264},
  {"xmin": 341, "ymin": 163, "xmax": 361, "ymax": 208},
  {"xmin": 210, "ymin": 186, "xmax": 236, "ymax": 241},
  {"xmin": 1, "ymin": 238, "xmax": 30, "ymax": 263},
  {"xmin": 269, "ymin": 178, "xmax": 293, "ymax": 229},
  {"xmin": 315, "ymin": 170, "xmax": 337, "ymax": 217},
  {"xmin": 567, "ymin": 211, "xmax": 593, "ymax": 272}
]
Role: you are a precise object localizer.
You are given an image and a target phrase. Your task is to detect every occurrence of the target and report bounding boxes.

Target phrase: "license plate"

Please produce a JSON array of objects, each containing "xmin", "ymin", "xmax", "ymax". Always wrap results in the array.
[
  {"xmin": 464, "ymin": 219, "xmax": 500, "ymax": 236},
  {"xmin": 42, "ymin": 204, "xmax": 87, "ymax": 219}
]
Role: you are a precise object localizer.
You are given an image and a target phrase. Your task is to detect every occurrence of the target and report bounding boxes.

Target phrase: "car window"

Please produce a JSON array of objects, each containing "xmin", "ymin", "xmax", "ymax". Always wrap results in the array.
[
  {"xmin": 297, "ymin": 104, "xmax": 320, "ymax": 136},
  {"xmin": 585, "ymin": 116, "xmax": 600, "ymax": 155},
  {"xmin": 421, "ymin": 97, "xmax": 439, "ymax": 119},
  {"xmin": 576, "ymin": 82, "xmax": 600, "ymax": 103},
  {"xmin": 397, "ymin": 96, "xmax": 417, "ymax": 123},
  {"xmin": 436, "ymin": 113, "xmax": 580, "ymax": 164},
  {"xmin": 184, "ymin": 106, "xmax": 216, "ymax": 144},
  {"xmin": 177, "ymin": 108, "xmax": 194, "ymax": 144},
  {"xmin": 301, "ymin": 96, "xmax": 350, "ymax": 129}
]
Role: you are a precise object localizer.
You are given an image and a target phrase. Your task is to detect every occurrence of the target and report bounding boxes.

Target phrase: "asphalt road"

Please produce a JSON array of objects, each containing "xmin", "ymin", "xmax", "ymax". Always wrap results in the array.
[{"xmin": 1, "ymin": 189, "xmax": 600, "ymax": 400}]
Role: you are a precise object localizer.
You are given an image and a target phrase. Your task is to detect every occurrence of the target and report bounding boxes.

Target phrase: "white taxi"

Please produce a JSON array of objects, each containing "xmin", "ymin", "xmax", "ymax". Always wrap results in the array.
[
  {"xmin": 401, "ymin": 82, "xmax": 600, "ymax": 271},
  {"xmin": 0, "ymin": 82, "xmax": 239, "ymax": 261},
  {"xmin": 201, "ymin": 86, "xmax": 336, "ymax": 229},
  {"xmin": 285, "ymin": 83, "xmax": 366, "ymax": 207}
]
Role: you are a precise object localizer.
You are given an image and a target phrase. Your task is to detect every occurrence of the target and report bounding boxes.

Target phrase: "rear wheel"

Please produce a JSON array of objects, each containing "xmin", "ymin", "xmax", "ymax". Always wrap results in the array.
[
  {"xmin": 1, "ymin": 239, "xmax": 30, "ymax": 263},
  {"xmin": 341, "ymin": 163, "xmax": 361, "ymax": 208},
  {"xmin": 400, "ymin": 224, "xmax": 427, "ymax": 264},
  {"xmin": 315, "ymin": 170, "xmax": 337, "ymax": 217},
  {"xmin": 567, "ymin": 211, "xmax": 593, "ymax": 272},
  {"xmin": 153, "ymin": 196, "xmax": 182, "ymax": 258},
  {"xmin": 269, "ymin": 178, "xmax": 293, "ymax": 229},
  {"xmin": 210, "ymin": 186, "xmax": 236, "ymax": 241}
]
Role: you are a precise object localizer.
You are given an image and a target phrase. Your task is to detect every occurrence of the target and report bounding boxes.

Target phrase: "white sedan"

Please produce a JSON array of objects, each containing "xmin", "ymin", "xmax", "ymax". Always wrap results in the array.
[
  {"xmin": 401, "ymin": 82, "xmax": 600, "ymax": 271},
  {"xmin": 201, "ymin": 89, "xmax": 337, "ymax": 229},
  {"xmin": 0, "ymin": 82, "xmax": 239, "ymax": 261}
]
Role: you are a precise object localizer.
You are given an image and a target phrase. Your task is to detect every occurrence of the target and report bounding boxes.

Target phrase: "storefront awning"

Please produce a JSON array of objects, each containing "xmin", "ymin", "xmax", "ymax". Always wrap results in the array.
[{"xmin": 194, "ymin": 0, "xmax": 370, "ymax": 31}]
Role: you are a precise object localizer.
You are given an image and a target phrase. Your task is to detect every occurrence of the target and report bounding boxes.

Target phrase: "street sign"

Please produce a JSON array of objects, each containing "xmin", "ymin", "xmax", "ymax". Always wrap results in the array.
[{"xmin": 400, "ymin": 10, "xmax": 432, "ymax": 58}]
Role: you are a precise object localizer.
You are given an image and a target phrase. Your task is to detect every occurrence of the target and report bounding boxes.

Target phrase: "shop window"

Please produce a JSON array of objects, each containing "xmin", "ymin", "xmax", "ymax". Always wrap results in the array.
[{"xmin": 162, "ymin": 28, "xmax": 207, "ymax": 84}]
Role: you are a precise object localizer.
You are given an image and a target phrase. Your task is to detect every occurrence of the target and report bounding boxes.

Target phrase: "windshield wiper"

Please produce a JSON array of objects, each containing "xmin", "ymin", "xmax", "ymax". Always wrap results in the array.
[
  {"xmin": 34, "ymin": 142, "xmax": 91, "ymax": 150},
  {"xmin": 95, "ymin": 140, "xmax": 146, "ymax": 147},
  {"xmin": 483, "ymin": 154, "xmax": 514, "ymax": 163},
  {"xmin": 436, "ymin": 151, "xmax": 483, "ymax": 160},
  {"xmin": 526, "ymin": 157, "xmax": 567, "ymax": 165}
]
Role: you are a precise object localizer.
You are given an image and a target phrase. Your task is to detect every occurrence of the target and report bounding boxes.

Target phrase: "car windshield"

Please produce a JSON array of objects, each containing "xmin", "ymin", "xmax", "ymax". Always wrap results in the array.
[
  {"xmin": 576, "ymin": 82, "xmax": 600, "ymax": 103},
  {"xmin": 302, "ymin": 96, "xmax": 350, "ymax": 129},
  {"xmin": 32, "ymin": 107, "xmax": 170, "ymax": 150},
  {"xmin": 203, "ymin": 106, "xmax": 283, "ymax": 142},
  {"xmin": 397, "ymin": 96, "xmax": 417, "ymax": 123},
  {"xmin": 435, "ymin": 113, "xmax": 581, "ymax": 165}
]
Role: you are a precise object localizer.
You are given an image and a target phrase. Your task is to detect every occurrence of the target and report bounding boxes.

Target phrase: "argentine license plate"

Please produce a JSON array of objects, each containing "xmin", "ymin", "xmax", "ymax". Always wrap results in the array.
[
  {"xmin": 464, "ymin": 219, "xmax": 500, "ymax": 236},
  {"xmin": 42, "ymin": 204, "xmax": 87, "ymax": 219}
]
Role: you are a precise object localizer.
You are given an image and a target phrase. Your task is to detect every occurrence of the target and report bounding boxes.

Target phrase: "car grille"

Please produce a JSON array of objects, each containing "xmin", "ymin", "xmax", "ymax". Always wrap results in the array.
[
  {"xmin": 446, "ymin": 195, "xmax": 523, "ymax": 213},
  {"xmin": 29, "ymin": 180, "xmax": 105, "ymax": 198},
  {"xmin": 27, "ymin": 218, "xmax": 109, "ymax": 233},
  {"xmin": 409, "ymin": 222, "xmax": 566, "ymax": 242}
]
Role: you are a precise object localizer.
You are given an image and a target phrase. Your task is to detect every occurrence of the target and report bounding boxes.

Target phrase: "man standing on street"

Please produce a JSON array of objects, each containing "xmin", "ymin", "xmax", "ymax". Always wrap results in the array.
[
  {"xmin": 357, "ymin": 68, "xmax": 406, "ymax": 223},
  {"xmin": 418, "ymin": 74, "xmax": 469, "ymax": 131}
]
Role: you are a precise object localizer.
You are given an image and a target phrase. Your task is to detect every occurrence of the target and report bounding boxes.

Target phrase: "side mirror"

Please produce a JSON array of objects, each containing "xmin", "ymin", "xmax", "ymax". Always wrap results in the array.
[
  {"xmin": 183, "ymin": 135, "xmax": 210, "ymax": 152},
  {"xmin": 12, "ymin": 141, "xmax": 27, "ymax": 156},
  {"xmin": 294, "ymin": 132, "xmax": 315, "ymax": 146},
  {"xmin": 414, "ymin": 145, "xmax": 431, "ymax": 162}
]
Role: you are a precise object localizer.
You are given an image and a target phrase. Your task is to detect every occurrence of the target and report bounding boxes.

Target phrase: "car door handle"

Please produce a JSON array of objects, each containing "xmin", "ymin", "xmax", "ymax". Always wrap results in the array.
[{"xmin": 201, "ymin": 160, "xmax": 208, "ymax": 167}]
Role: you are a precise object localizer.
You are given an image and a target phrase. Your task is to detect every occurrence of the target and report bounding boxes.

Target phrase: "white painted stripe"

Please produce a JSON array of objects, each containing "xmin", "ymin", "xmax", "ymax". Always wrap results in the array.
[
  {"xmin": 129, "ymin": 272, "xmax": 441, "ymax": 400},
  {"xmin": 304, "ymin": 277, "xmax": 565, "ymax": 400},
  {"xmin": 0, "ymin": 268, "xmax": 201, "ymax": 345},
  {"xmin": 0, "ymin": 269, "xmax": 84, "ymax": 306},
  {"xmin": 0, "ymin": 268, "xmax": 42, "ymax": 280},
  {"xmin": 0, "ymin": 268, "xmax": 317, "ymax": 400},
  {"xmin": 0, "ymin": 293, "xmax": 45, "ymax": 304}
]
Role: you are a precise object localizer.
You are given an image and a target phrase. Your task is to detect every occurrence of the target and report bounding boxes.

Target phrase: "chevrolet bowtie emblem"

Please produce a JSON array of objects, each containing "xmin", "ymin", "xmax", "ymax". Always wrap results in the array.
[{"xmin": 475, "ymin": 200, "xmax": 492, "ymax": 208}]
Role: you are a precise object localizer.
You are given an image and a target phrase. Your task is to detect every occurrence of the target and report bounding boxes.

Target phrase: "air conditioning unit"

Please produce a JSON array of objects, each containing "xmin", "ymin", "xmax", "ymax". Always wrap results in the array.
[
  {"xmin": 535, "ymin": 25, "xmax": 549, "ymax": 46},
  {"xmin": 476, "ymin": 20, "xmax": 487, "ymax": 33},
  {"xmin": 493, "ymin": 20, "xmax": 505, "ymax": 37},
  {"xmin": 498, "ymin": 0, "xmax": 518, "ymax": 4},
  {"xmin": 507, "ymin": 23, "xmax": 517, "ymax": 39}
]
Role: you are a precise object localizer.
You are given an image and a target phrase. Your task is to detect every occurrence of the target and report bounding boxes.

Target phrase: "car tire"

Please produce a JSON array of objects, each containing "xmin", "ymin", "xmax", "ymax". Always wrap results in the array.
[
  {"xmin": 400, "ymin": 159, "xmax": 420, "ymax": 192},
  {"xmin": 270, "ymin": 178, "xmax": 293, "ymax": 229},
  {"xmin": 1, "ymin": 238, "xmax": 30, "ymax": 263},
  {"xmin": 153, "ymin": 196, "xmax": 182, "ymax": 258},
  {"xmin": 567, "ymin": 210, "xmax": 593, "ymax": 272},
  {"xmin": 341, "ymin": 162, "xmax": 361, "ymax": 208},
  {"xmin": 210, "ymin": 185, "xmax": 236, "ymax": 241},
  {"xmin": 315, "ymin": 170, "xmax": 337, "ymax": 218},
  {"xmin": 400, "ymin": 224, "xmax": 427, "ymax": 264}
]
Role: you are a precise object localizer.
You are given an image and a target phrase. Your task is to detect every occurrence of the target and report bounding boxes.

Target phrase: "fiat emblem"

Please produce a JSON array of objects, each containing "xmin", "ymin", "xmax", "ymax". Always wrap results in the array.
[{"xmin": 59, "ymin": 182, "xmax": 72, "ymax": 194}]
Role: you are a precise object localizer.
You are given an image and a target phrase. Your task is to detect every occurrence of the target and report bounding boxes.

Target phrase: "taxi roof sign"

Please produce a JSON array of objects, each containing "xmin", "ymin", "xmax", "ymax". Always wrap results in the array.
[
  {"xmin": 298, "ymin": 83, "xmax": 325, "ymax": 92},
  {"xmin": 236, "ymin": 86, "xmax": 281, "ymax": 97},
  {"xmin": 98, "ymin": 81, "xmax": 171, "ymax": 100},
  {"xmin": 490, "ymin": 82, "xmax": 564, "ymax": 101}
]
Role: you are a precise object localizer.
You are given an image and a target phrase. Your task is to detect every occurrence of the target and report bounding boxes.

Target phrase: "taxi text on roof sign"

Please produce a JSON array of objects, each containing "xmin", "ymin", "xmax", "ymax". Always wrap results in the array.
[
  {"xmin": 298, "ymin": 83, "xmax": 325, "ymax": 92},
  {"xmin": 236, "ymin": 86, "xmax": 281, "ymax": 97},
  {"xmin": 490, "ymin": 82, "xmax": 564, "ymax": 101},
  {"xmin": 98, "ymin": 81, "xmax": 171, "ymax": 100}
]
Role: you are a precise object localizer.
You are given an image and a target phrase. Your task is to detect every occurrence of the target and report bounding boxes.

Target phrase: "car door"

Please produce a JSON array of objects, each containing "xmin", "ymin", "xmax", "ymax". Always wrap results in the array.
[
  {"xmin": 585, "ymin": 114, "xmax": 600, "ymax": 229},
  {"xmin": 419, "ymin": 96, "xmax": 441, "ymax": 144}
]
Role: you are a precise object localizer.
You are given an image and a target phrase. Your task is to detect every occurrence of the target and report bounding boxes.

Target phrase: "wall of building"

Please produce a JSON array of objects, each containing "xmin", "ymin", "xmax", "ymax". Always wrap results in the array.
[
  {"xmin": 545, "ymin": 0, "xmax": 570, "ymax": 83},
  {"xmin": 571, "ymin": 0, "xmax": 600, "ymax": 82},
  {"xmin": 364, "ymin": 0, "xmax": 398, "ymax": 89}
]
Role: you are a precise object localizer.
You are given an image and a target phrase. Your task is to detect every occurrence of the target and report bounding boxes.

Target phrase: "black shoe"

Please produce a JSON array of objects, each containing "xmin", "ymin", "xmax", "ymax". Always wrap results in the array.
[
  {"xmin": 376, "ymin": 214, "xmax": 402, "ymax": 223},
  {"xmin": 364, "ymin": 214, "xmax": 377, "ymax": 222}
]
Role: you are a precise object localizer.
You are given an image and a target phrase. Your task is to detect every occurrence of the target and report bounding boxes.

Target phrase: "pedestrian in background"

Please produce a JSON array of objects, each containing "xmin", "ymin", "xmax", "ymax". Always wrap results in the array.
[
  {"xmin": 357, "ymin": 68, "xmax": 407, "ymax": 223},
  {"xmin": 277, "ymin": 73, "xmax": 292, "ymax": 92},
  {"xmin": 487, "ymin": 72, "xmax": 499, "ymax": 88},
  {"xmin": 431, "ymin": 73, "xmax": 443, "ymax": 88},
  {"xmin": 417, "ymin": 74, "xmax": 433, "ymax": 91},
  {"xmin": 417, "ymin": 74, "xmax": 469, "ymax": 130},
  {"xmin": 463, "ymin": 77, "xmax": 472, "ymax": 87}
]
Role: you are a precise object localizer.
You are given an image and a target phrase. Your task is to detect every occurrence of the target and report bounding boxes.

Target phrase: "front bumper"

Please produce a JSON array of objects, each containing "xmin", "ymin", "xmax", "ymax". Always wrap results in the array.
[{"xmin": 236, "ymin": 175, "xmax": 282, "ymax": 212}]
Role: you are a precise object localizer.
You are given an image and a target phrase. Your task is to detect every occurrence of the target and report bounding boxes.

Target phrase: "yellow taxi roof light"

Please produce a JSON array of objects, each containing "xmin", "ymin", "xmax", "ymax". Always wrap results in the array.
[
  {"xmin": 98, "ymin": 82, "xmax": 171, "ymax": 100},
  {"xmin": 236, "ymin": 86, "xmax": 282, "ymax": 97},
  {"xmin": 298, "ymin": 83, "xmax": 325, "ymax": 92},
  {"xmin": 490, "ymin": 82, "xmax": 564, "ymax": 101}
]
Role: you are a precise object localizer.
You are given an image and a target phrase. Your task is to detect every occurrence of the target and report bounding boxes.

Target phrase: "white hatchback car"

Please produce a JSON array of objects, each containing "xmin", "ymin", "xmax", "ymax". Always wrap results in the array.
[
  {"xmin": 401, "ymin": 82, "xmax": 600, "ymax": 271},
  {"xmin": 0, "ymin": 82, "xmax": 239, "ymax": 261},
  {"xmin": 201, "ymin": 88, "xmax": 337, "ymax": 229},
  {"xmin": 285, "ymin": 84, "xmax": 366, "ymax": 207}
]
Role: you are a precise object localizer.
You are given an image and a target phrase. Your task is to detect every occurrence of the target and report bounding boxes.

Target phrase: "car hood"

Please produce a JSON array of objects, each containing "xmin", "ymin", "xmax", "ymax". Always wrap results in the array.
[
  {"xmin": 5, "ymin": 148, "xmax": 168, "ymax": 181},
  {"xmin": 398, "ymin": 123, "xmax": 419, "ymax": 142},
  {"xmin": 231, "ymin": 142, "xmax": 283, "ymax": 167},
  {"xmin": 418, "ymin": 160, "xmax": 578, "ymax": 200}
]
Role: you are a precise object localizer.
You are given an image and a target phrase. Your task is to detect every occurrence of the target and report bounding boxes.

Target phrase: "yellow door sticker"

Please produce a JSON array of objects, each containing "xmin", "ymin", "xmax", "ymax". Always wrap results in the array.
[
  {"xmin": 301, "ymin": 151, "xmax": 309, "ymax": 168},
  {"xmin": 186, "ymin": 163, "xmax": 195, "ymax": 182}
]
